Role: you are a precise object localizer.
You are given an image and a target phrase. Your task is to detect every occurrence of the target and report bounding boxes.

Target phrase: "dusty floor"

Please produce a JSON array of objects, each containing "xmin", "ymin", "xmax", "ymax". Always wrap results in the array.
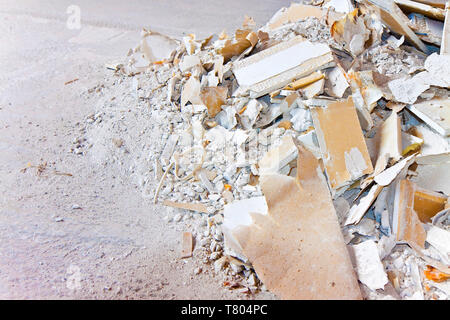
[{"xmin": 0, "ymin": 0, "xmax": 291, "ymax": 299}]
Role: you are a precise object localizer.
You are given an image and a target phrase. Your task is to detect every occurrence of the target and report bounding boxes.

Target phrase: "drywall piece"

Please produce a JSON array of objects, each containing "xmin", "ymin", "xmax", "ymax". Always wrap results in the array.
[
  {"xmin": 296, "ymin": 129, "xmax": 322, "ymax": 159},
  {"xmin": 414, "ymin": 0, "xmax": 447, "ymax": 8},
  {"xmin": 311, "ymin": 97, "xmax": 374, "ymax": 190},
  {"xmin": 411, "ymin": 152, "xmax": 450, "ymax": 195},
  {"xmin": 345, "ymin": 184, "xmax": 384, "ymax": 225},
  {"xmin": 411, "ymin": 161, "xmax": 450, "ymax": 195},
  {"xmin": 258, "ymin": 135, "xmax": 298, "ymax": 175},
  {"xmin": 284, "ymin": 71, "xmax": 324, "ymax": 91},
  {"xmin": 352, "ymin": 240, "xmax": 389, "ymax": 290},
  {"xmin": 226, "ymin": 143, "xmax": 362, "ymax": 299},
  {"xmin": 408, "ymin": 13, "xmax": 443, "ymax": 46},
  {"xmin": 219, "ymin": 29, "xmax": 257, "ymax": 62},
  {"xmin": 181, "ymin": 231, "xmax": 193, "ymax": 258},
  {"xmin": 331, "ymin": 9, "xmax": 371, "ymax": 56},
  {"xmin": 414, "ymin": 187, "xmax": 447, "ymax": 222},
  {"xmin": 160, "ymin": 134, "xmax": 179, "ymax": 167},
  {"xmin": 179, "ymin": 55, "xmax": 202, "ymax": 73},
  {"xmin": 323, "ymin": 0, "xmax": 355, "ymax": 14},
  {"xmin": 181, "ymin": 76, "xmax": 202, "ymax": 107},
  {"xmin": 162, "ymin": 200, "xmax": 209, "ymax": 214},
  {"xmin": 301, "ymin": 78, "xmax": 325, "ymax": 99},
  {"xmin": 401, "ymin": 131, "xmax": 423, "ymax": 155},
  {"xmin": 415, "ymin": 151, "xmax": 450, "ymax": 165},
  {"xmin": 374, "ymin": 154, "xmax": 416, "ymax": 186},
  {"xmin": 442, "ymin": 7, "xmax": 450, "ymax": 55},
  {"xmin": 410, "ymin": 125, "xmax": 450, "ymax": 156},
  {"xmin": 426, "ymin": 225, "xmax": 450, "ymax": 263},
  {"xmin": 222, "ymin": 196, "xmax": 268, "ymax": 262},
  {"xmin": 373, "ymin": 112, "xmax": 403, "ymax": 177},
  {"xmin": 394, "ymin": 0, "xmax": 446, "ymax": 21},
  {"xmin": 407, "ymin": 98, "xmax": 450, "ymax": 137},
  {"xmin": 200, "ymin": 86, "xmax": 228, "ymax": 117},
  {"xmin": 362, "ymin": 0, "xmax": 428, "ymax": 52},
  {"xmin": 324, "ymin": 66, "xmax": 349, "ymax": 98},
  {"xmin": 392, "ymin": 179, "xmax": 427, "ymax": 248},
  {"xmin": 423, "ymin": 52, "xmax": 450, "ymax": 87},
  {"xmin": 348, "ymin": 72, "xmax": 374, "ymax": 131},
  {"xmin": 232, "ymin": 36, "xmax": 335, "ymax": 98},
  {"xmin": 140, "ymin": 30, "xmax": 179, "ymax": 63},
  {"xmin": 388, "ymin": 75, "xmax": 430, "ymax": 105},
  {"xmin": 266, "ymin": 3, "xmax": 342, "ymax": 30}
]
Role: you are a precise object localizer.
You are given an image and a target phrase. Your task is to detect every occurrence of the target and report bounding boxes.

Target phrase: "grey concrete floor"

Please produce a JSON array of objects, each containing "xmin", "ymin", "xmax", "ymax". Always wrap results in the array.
[{"xmin": 0, "ymin": 0, "xmax": 291, "ymax": 299}]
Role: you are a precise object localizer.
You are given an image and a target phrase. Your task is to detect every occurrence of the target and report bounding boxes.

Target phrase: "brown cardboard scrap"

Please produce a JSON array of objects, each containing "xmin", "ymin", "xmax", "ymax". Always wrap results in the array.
[
  {"xmin": 362, "ymin": 0, "xmax": 428, "ymax": 52},
  {"xmin": 226, "ymin": 142, "xmax": 362, "ymax": 299},
  {"xmin": 162, "ymin": 200, "xmax": 209, "ymax": 214},
  {"xmin": 414, "ymin": 187, "xmax": 447, "ymax": 222},
  {"xmin": 394, "ymin": 0, "xmax": 446, "ymax": 21},
  {"xmin": 232, "ymin": 36, "xmax": 335, "ymax": 98},
  {"xmin": 311, "ymin": 97, "xmax": 374, "ymax": 190},
  {"xmin": 407, "ymin": 97, "xmax": 450, "ymax": 137},
  {"xmin": 181, "ymin": 231, "xmax": 194, "ymax": 258},
  {"xmin": 392, "ymin": 179, "xmax": 427, "ymax": 248}
]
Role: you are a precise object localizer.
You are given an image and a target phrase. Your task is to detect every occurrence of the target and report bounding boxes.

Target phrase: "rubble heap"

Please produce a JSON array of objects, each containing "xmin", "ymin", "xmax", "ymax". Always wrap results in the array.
[{"xmin": 86, "ymin": 0, "xmax": 450, "ymax": 299}]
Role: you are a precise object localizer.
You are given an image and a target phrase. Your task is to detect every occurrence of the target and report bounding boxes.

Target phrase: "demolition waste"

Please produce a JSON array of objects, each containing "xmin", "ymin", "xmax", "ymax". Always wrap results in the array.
[{"xmin": 77, "ymin": 0, "xmax": 450, "ymax": 299}]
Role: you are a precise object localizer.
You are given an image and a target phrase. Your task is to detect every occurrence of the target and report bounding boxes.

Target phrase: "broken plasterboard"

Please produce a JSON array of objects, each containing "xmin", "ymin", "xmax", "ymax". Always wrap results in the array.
[
  {"xmin": 392, "ymin": 179, "xmax": 427, "ymax": 248},
  {"xmin": 345, "ymin": 183, "xmax": 384, "ymax": 225},
  {"xmin": 372, "ymin": 111, "xmax": 402, "ymax": 177},
  {"xmin": 394, "ymin": 0, "xmax": 446, "ymax": 21},
  {"xmin": 265, "ymin": 3, "xmax": 343, "ymax": 30},
  {"xmin": 410, "ymin": 157, "xmax": 450, "ymax": 195},
  {"xmin": 407, "ymin": 98, "xmax": 450, "ymax": 137},
  {"xmin": 362, "ymin": 0, "xmax": 428, "ymax": 52},
  {"xmin": 258, "ymin": 135, "xmax": 298, "ymax": 175},
  {"xmin": 181, "ymin": 231, "xmax": 193, "ymax": 258},
  {"xmin": 413, "ymin": 187, "xmax": 448, "ymax": 223},
  {"xmin": 425, "ymin": 225, "xmax": 450, "ymax": 264},
  {"xmin": 311, "ymin": 97, "xmax": 374, "ymax": 190},
  {"xmin": 408, "ymin": 13, "xmax": 443, "ymax": 46},
  {"xmin": 223, "ymin": 142, "xmax": 362, "ymax": 299},
  {"xmin": 232, "ymin": 36, "xmax": 336, "ymax": 98},
  {"xmin": 140, "ymin": 30, "xmax": 179, "ymax": 64},
  {"xmin": 442, "ymin": 7, "xmax": 450, "ymax": 55},
  {"xmin": 352, "ymin": 240, "xmax": 389, "ymax": 291}
]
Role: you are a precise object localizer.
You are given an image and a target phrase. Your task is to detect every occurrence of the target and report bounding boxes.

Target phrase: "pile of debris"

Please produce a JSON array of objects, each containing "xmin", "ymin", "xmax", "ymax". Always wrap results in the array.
[{"xmin": 95, "ymin": 0, "xmax": 450, "ymax": 299}]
